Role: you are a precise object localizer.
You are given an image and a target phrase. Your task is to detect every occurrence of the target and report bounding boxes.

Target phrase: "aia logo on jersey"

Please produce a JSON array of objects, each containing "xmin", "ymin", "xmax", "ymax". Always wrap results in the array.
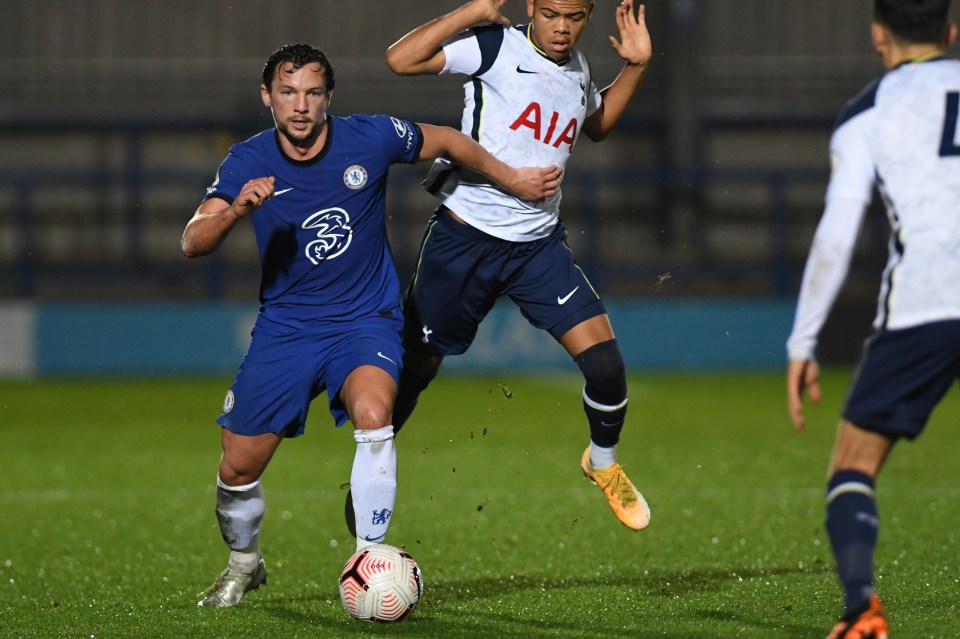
[
  {"xmin": 302, "ymin": 207, "xmax": 353, "ymax": 264},
  {"xmin": 510, "ymin": 102, "xmax": 578, "ymax": 152}
]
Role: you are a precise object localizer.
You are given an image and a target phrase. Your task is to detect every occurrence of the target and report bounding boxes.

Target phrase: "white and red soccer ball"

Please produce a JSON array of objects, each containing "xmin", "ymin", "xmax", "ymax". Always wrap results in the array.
[{"xmin": 338, "ymin": 543, "xmax": 423, "ymax": 622}]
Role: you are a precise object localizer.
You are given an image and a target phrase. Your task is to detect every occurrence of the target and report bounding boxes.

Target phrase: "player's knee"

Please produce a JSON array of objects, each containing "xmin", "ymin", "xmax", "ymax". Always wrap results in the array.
[
  {"xmin": 574, "ymin": 339, "xmax": 627, "ymax": 405},
  {"xmin": 351, "ymin": 399, "xmax": 393, "ymax": 430},
  {"xmin": 828, "ymin": 421, "xmax": 893, "ymax": 477},
  {"xmin": 218, "ymin": 458, "xmax": 262, "ymax": 487}
]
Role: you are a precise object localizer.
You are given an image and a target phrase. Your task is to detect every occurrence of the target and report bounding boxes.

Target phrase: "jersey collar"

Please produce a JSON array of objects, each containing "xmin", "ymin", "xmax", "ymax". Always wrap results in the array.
[
  {"xmin": 893, "ymin": 52, "xmax": 949, "ymax": 70},
  {"xmin": 273, "ymin": 117, "xmax": 333, "ymax": 166}
]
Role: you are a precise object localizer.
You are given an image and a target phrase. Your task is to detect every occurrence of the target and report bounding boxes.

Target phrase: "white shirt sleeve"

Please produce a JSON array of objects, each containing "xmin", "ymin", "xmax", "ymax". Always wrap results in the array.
[
  {"xmin": 786, "ymin": 114, "xmax": 876, "ymax": 360},
  {"xmin": 441, "ymin": 31, "xmax": 482, "ymax": 76}
]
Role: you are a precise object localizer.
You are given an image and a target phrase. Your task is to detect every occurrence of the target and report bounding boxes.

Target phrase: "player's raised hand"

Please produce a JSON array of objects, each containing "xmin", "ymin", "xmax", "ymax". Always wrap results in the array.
[
  {"xmin": 234, "ymin": 176, "xmax": 276, "ymax": 217},
  {"xmin": 468, "ymin": 0, "xmax": 511, "ymax": 26},
  {"xmin": 787, "ymin": 358, "xmax": 822, "ymax": 431},
  {"xmin": 506, "ymin": 165, "xmax": 562, "ymax": 201},
  {"xmin": 609, "ymin": 0, "xmax": 652, "ymax": 67}
]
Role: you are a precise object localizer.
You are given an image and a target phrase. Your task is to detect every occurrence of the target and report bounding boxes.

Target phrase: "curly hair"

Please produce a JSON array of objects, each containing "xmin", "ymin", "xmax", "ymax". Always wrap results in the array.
[{"xmin": 262, "ymin": 43, "xmax": 335, "ymax": 92}]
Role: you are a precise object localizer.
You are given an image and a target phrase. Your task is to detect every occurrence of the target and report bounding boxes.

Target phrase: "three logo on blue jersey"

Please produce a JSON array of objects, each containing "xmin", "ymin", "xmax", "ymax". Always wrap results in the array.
[{"xmin": 302, "ymin": 208, "xmax": 353, "ymax": 264}]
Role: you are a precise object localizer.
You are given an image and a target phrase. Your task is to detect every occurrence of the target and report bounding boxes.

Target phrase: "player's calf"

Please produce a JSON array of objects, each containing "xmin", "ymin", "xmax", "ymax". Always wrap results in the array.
[{"xmin": 576, "ymin": 339, "xmax": 628, "ymax": 466}]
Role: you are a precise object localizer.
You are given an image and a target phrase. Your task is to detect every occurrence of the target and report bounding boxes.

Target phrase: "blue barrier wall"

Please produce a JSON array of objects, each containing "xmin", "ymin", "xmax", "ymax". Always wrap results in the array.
[
  {"xmin": 35, "ymin": 303, "xmax": 258, "ymax": 375},
  {"xmin": 0, "ymin": 300, "xmax": 794, "ymax": 377}
]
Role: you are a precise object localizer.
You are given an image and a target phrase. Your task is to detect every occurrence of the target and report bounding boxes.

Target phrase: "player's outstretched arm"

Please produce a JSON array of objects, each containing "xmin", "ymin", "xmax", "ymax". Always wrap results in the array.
[
  {"xmin": 787, "ymin": 358, "xmax": 821, "ymax": 431},
  {"xmin": 386, "ymin": 0, "xmax": 510, "ymax": 76},
  {"xmin": 181, "ymin": 176, "xmax": 275, "ymax": 258},
  {"xmin": 583, "ymin": 0, "xmax": 651, "ymax": 142},
  {"xmin": 417, "ymin": 123, "xmax": 560, "ymax": 201}
]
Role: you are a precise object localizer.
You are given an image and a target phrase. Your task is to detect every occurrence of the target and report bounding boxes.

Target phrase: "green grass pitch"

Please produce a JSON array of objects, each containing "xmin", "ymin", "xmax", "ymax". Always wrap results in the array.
[{"xmin": 0, "ymin": 371, "xmax": 957, "ymax": 638}]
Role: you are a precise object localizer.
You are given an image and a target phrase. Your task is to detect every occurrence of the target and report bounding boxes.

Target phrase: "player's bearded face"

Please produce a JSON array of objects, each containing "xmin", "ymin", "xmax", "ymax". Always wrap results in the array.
[
  {"xmin": 263, "ymin": 63, "xmax": 331, "ymax": 146},
  {"xmin": 527, "ymin": 0, "xmax": 593, "ymax": 60}
]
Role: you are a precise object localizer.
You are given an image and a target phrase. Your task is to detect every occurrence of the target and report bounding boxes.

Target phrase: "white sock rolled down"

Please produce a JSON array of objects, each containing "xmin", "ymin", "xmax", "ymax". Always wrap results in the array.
[{"xmin": 351, "ymin": 425, "xmax": 397, "ymax": 549}]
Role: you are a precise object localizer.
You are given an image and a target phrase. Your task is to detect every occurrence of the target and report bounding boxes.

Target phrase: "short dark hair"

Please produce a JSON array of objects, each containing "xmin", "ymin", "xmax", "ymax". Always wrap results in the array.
[
  {"xmin": 262, "ymin": 43, "xmax": 335, "ymax": 92},
  {"xmin": 874, "ymin": 0, "xmax": 952, "ymax": 44}
]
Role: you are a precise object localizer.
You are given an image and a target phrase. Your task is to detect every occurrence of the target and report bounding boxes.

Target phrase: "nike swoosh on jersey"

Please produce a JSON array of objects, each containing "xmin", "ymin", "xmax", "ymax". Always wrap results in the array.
[
  {"xmin": 557, "ymin": 286, "xmax": 580, "ymax": 305},
  {"xmin": 516, "ymin": 65, "xmax": 538, "ymax": 74},
  {"xmin": 377, "ymin": 352, "xmax": 397, "ymax": 366},
  {"xmin": 274, "ymin": 187, "xmax": 294, "ymax": 196}
]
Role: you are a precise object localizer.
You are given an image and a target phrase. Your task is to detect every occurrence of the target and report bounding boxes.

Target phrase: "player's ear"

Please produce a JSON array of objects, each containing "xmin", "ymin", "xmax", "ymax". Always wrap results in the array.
[
  {"xmin": 946, "ymin": 22, "xmax": 957, "ymax": 49},
  {"xmin": 526, "ymin": 0, "xmax": 535, "ymax": 19},
  {"xmin": 261, "ymin": 84, "xmax": 272, "ymax": 109},
  {"xmin": 870, "ymin": 22, "xmax": 887, "ymax": 56}
]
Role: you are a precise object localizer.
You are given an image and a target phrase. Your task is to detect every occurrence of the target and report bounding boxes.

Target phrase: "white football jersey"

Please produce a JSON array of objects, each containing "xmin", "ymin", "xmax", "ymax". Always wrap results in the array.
[
  {"xmin": 429, "ymin": 24, "xmax": 602, "ymax": 241},
  {"xmin": 787, "ymin": 56, "xmax": 960, "ymax": 359}
]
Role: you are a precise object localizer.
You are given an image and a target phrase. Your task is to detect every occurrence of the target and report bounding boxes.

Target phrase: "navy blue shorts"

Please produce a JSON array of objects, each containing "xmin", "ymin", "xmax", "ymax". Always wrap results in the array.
[
  {"xmin": 403, "ymin": 207, "xmax": 606, "ymax": 356},
  {"xmin": 217, "ymin": 313, "xmax": 403, "ymax": 435},
  {"xmin": 843, "ymin": 320, "xmax": 960, "ymax": 439}
]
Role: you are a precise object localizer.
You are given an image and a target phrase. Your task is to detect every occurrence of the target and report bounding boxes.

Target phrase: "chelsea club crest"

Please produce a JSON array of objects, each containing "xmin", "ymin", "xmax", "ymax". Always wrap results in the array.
[
  {"xmin": 223, "ymin": 390, "xmax": 235, "ymax": 414},
  {"xmin": 343, "ymin": 165, "xmax": 368, "ymax": 190}
]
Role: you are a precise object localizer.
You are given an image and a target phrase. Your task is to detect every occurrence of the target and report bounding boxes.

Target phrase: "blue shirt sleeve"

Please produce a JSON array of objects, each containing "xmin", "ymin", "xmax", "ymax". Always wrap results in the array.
[
  {"xmin": 372, "ymin": 115, "xmax": 424, "ymax": 165},
  {"xmin": 203, "ymin": 148, "xmax": 250, "ymax": 204}
]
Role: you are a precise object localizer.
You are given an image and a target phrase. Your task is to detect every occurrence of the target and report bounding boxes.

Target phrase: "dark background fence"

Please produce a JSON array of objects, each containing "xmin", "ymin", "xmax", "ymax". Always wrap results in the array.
[{"xmin": 1, "ymin": 0, "xmax": 896, "ymax": 364}]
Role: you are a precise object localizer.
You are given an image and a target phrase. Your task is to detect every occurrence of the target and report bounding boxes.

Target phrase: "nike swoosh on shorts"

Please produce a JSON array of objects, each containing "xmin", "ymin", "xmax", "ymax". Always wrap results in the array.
[
  {"xmin": 558, "ymin": 286, "xmax": 580, "ymax": 305},
  {"xmin": 377, "ymin": 352, "xmax": 397, "ymax": 366}
]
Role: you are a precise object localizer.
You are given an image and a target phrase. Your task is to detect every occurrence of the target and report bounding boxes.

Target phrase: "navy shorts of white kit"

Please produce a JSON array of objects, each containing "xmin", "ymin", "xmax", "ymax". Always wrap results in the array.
[
  {"xmin": 403, "ymin": 206, "xmax": 606, "ymax": 356},
  {"xmin": 843, "ymin": 319, "xmax": 960, "ymax": 440},
  {"xmin": 217, "ymin": 313, "xmax": 403, "ymax": 436}
]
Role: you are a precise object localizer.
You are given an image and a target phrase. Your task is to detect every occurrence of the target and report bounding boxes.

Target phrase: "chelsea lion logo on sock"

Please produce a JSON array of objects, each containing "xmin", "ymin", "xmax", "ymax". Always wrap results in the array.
[{"xmin": 343, "ymin": 165, "xmax": 368, "ymax": 190}]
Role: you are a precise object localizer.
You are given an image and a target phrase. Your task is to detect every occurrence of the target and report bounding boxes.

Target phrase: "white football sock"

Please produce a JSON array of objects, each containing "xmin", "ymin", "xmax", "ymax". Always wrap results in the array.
[
  {"xmin": 351, "ymin": 425, "xmax": 397, "ymax": 550},
  {"xmin": 215, "ymin": 475, "xmax": 264, "ymax": 572},
  {"xmin": 589, "ymin": 442, "xmax": 617, "ymax": 469}
]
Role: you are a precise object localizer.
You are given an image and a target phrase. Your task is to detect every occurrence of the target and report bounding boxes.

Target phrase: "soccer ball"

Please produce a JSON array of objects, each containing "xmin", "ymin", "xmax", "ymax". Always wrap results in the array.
[{"xmin": 338, "ymin": 543, "xmax": 423, "ymax": 622}]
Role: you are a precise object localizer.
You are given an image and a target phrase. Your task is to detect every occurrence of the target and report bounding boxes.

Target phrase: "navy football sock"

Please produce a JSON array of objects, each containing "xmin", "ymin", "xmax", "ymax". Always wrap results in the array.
[
  {"xmin": 826, "ymin": 469, "xmax": 879, "ymax": 612},
  {"xmin": 574, "ymin": 339, "xmax": 628, "ymax": 450},
  {"xmin": 392, "ymin": 369, "xmax": 437, "ymax": 434}
]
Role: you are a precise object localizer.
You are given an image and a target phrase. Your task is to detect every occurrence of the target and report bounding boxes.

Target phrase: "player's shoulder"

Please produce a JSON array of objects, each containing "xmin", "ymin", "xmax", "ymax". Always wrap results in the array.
[
  {"xmin": 840, "ymin": 56, "xmax": 960, "ymax": 130},
  {"xmin": 335, "ymin": 113, "xmax": 414, "ymax": 136},
  {"xmin": 334, "ymin": 114, "xmax": 420, "ymax": 154},
  {"xmin": 226, "ymin": 128, "xmax": 276, "ymax": 159},
  {"xmin": 450, "ymin": 22, "xmax": 509, "ymax": 51},
  {"xmin": 883, "ymin": 55, "xmax": 960, "ymax": 91},
  {"xmin": 834, "ymin": 77, "xmax": 881, "ymax": 131},
  {"xmin": 218, "ymin": 129, "xmax": 276, "ymax": 173}
]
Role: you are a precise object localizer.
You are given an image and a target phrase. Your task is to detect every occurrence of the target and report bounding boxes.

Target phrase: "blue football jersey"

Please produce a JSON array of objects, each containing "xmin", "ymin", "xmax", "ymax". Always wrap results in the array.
[{"xmin": 204, "ymin": 115, "xmax": 423, "ymax": 326}]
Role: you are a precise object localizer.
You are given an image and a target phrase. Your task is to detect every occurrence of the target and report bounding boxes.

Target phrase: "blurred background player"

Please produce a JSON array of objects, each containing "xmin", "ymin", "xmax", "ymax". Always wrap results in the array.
[
  {"xmin": 375, "ymin": 0, "xmax": 654, "ymax": 532},
  {"xmin": 183, "ymin": 43, "xmax": 559, "ymax": 608},
  {"xmin": 786, "ymin": 1, "xmax": 959, "ymax": 636}
]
